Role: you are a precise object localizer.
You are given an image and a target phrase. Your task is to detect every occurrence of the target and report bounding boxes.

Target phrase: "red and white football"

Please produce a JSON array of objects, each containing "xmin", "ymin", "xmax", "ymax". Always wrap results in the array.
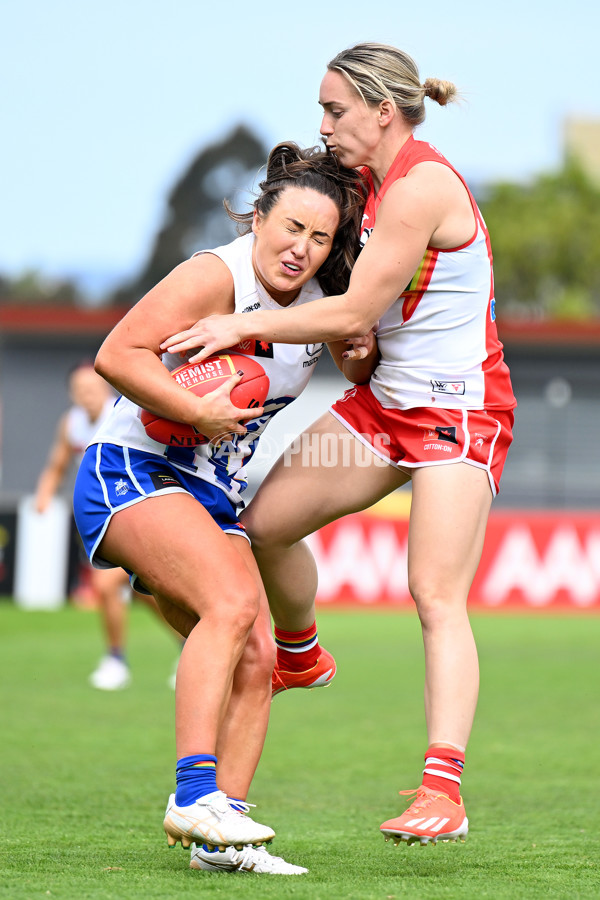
[{"xmin": 140, "ymin": 352, "xmax": 269, "ymax": 446}]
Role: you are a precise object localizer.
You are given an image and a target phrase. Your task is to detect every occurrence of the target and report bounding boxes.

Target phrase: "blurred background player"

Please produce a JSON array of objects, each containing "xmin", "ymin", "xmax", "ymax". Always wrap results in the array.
[{"xmin": 34, "ymin": 360, "xmax": 177, "ymax": 690}]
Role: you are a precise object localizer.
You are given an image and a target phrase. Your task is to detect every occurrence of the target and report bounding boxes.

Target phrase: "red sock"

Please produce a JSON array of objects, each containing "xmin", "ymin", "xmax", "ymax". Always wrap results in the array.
[
  {"xmin": 421, "ymin": 746, "xmax": 465, "ymax": 803},
  {"xmin": 274, "ymin": 622, "xmax": 320, "ymax": 673}
]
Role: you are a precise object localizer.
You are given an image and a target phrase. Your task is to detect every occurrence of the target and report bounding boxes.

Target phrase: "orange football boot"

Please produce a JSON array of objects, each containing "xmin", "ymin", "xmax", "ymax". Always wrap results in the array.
[
  {"xmin": 380, "ymin": 786, "xmax": 468, "ymax": 846},
  {"xmin": 272, "ymin": 648, "xmax": 336, "ymax": 697}
]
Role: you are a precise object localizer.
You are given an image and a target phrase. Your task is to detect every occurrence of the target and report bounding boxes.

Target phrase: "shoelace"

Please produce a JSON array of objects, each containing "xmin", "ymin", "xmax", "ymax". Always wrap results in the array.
[
  {"xmin": 197, "ymin": 791, "xmax": 239, "ymax": 820},
  {"xmin": 225, "ymin": 797, "xmax": 256, "ymax": 816},
  {"xmin": 272, "ymin": 669, "xmax": 289, "ymax": 691},
  {"xmin": 238, "ymin": 845, "xmax": 282, "ymax": 871},
  {"xmin": 189, "ymin": 792, "xmax": 257, "ymax": 822},
  {"xmin": 398, "ymin": 787, "xmax": 442, "ymax": 814}
]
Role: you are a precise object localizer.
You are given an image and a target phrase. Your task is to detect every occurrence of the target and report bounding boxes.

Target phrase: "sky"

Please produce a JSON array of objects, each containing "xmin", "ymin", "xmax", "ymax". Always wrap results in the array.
[{"xmin": 2, "ymin": 0, "xmax": 599, "ymax": 300}]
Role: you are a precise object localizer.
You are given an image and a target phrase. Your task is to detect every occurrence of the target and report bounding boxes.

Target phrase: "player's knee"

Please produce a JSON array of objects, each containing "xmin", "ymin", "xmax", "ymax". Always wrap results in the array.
[
  {"xmin": 409, "ymin": 578, "xmax": 464, "ymax": 628},
  {"xmin": 241, "ymin": 506, "xmax": 268, "ymax": 546},
  {"xmin": 243, "ymin": 510, "xmax": 291, "ymax": 553},
  {"xmin": 254, "ymin": 628, "xmax": 277, "ymax": 680},
  {"xmin": 236, "ymin": 628, "xmax": 276, "ymax": 688},
  {"xmin": 219, "ymin": 583, "xmax": 262, "ymax": 637}
]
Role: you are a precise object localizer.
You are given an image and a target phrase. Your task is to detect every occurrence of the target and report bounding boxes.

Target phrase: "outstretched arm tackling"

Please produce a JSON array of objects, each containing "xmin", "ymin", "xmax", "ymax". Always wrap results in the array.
[{"xmin": 161, "ymin": 171, "xmax": 438, "ymax": 362}]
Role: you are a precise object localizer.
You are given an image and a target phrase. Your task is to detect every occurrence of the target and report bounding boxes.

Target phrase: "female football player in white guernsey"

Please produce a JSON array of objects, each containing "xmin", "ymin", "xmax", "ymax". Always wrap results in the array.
[
  {"xmin": 72, "ymin": 142, "xmax": 366, "ymax": 874},
  {"xmin": 162, "ymin": 43, "xmax": 517, "ymax": 849}
]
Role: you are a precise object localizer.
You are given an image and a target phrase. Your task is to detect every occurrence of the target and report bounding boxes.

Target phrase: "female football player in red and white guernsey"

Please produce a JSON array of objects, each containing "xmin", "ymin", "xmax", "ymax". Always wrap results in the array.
[
  {"xmin": 72, "ymin": 142, "xmax": 367, "ymax": 874},
  {"xmin": 162, "ymin": 43, "xmax": 517, "ymax": 848}
]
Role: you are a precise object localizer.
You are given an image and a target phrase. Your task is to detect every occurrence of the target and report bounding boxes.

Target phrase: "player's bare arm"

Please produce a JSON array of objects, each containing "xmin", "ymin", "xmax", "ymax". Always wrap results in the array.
[
  {"xmin": 161, "ymin": 172, "xmax": 440, "ymax": 361},
  {"xmin": 94, "ymin": 255, "xmax": 259, "ymax": 437}
]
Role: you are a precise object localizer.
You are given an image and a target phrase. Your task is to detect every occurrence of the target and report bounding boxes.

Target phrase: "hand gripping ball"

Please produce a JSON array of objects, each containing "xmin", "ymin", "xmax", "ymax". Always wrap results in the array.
[{"xmin": 140, "ymin": 352, "xmax": 269, "ymax": 446}]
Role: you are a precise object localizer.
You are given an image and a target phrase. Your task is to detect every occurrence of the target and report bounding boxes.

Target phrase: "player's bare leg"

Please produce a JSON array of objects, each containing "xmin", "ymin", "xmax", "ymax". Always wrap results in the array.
[
  {"xmin": 380, "ymin": 463, "xmax": 491, "ymax": 846},
  {"xmin": 100, "ymin": 493, "xmax": 259, "ymax": 753},
  {"xmin": 123, "ymin": 540, "xmax": 272, "ymax": 802},
  {"xmin": 246, "ymin": 412, "xmax": 490, "ymax": 844},
  {"xmin": 98, "ymin": 492, "xmax": 275, "ymax": 850},
  {"xmin": 243, "ymin": 412, "xmax": 410, "ymax": 693},
  {"xmin": 244, "ymin": 412, "xmax": 410, "ymax": 622},
  {"xmin": 213, "ymin": 535, "xmax": 274, "ymax": 799},
  {"xmin": 407, "ymin": 462, "xmax": 492, "ymax": 749}
]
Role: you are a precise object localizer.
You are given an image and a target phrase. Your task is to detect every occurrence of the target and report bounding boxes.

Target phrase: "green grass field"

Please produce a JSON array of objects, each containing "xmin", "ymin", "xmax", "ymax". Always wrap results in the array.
[{"xmin": 0, "ymin": 602, "xmax": 598, "ymax": 900}]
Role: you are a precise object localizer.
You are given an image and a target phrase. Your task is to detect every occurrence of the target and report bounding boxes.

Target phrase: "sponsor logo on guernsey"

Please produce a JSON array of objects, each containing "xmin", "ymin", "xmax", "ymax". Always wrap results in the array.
[
  {"xmin": 303, "ymin": 343, "xmax": 324, "ymax": 368},
  {"xmin": 305, "ymin": 343, "xmax": 324, "ymax": 357},
  {"xmin": 114, "ymin": 479, "xmax": 130, "ymax": 496},
  {"xmin": 167, "ymin": 432, "xmax": 205, "ymax": 447},
  {"xmin": 227, "ymin": 338, "xmax": 274, "ymax": 357},
  {"xmin": 430, "ymin": 380, "xmax": 466, "ymax": 396},
  {"xmin": 253, "ymin": 340, "xmax": 274, "ymax": 359},
  {"xmin": 232, "ymin": 339, "xmax": 255, "ymax": 352},
  {"xmin": 241, "ymin": 302, "xmax": 261, "ymax": 313}
]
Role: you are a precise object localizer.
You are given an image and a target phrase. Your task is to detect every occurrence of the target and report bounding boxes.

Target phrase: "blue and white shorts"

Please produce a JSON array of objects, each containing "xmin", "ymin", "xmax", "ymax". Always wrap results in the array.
[{"xmin": 73, "ymin": 443, "xmax": 248, "ymax": 577}]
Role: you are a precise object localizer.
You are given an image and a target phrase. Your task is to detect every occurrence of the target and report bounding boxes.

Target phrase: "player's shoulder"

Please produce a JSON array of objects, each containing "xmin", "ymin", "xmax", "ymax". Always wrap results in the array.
[
  {"xmin": 181, "ymin": 250, "xmax": 234, "ymax": 283},
  {"xmin": 191, "ymin": 234, "xmax": 251, "ymax": 273},
  {"xmin": 382, "ymin": 158, "xmax": 463, "ymax": 217},
  {"xmin": 160, "ymin": 250, "xmax": 235, "ymax": 310}
]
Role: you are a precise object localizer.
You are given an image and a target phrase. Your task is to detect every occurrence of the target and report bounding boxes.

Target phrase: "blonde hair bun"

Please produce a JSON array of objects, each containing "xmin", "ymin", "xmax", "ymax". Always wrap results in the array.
[{"xmin": 423, "ymin": 77, "xmax": 457, "ymax": 107}]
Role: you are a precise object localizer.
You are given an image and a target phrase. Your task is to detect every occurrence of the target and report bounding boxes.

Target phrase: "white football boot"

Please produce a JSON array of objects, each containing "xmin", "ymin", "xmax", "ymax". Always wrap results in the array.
[
  {"xmin": 89, "ymin": 655, "xmax": 131, "ymax": 690},
  {"xmin": 190, "ymin": 842, "xmax": 308, "ymax": 874},
  {"xmin": 163, "ymin": 792, "xmax": 275, "ymax": 850}
]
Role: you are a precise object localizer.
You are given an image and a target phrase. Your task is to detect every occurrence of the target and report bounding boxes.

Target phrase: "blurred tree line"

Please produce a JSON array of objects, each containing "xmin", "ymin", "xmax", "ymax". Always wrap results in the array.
[
  {"xmin": 110, "ymin": 125, "xmax": 266, "ymax": 308},
  {"xmin": 1, "ymin": 126, "xmax": 599, "ymax": 319},
  {"xmin": 478, "ymin": 158, "xmax": 600, "ymax": 319},
  {"xmin": 0, "ymin": 125, "xmax": 267, "ymax": 310}
]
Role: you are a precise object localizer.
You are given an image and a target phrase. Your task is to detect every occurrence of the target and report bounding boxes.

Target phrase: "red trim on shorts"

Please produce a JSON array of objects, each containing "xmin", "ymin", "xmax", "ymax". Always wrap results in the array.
[{"xmin": 330, "ymin": 384, "xmax": 514, "ymax": 496}]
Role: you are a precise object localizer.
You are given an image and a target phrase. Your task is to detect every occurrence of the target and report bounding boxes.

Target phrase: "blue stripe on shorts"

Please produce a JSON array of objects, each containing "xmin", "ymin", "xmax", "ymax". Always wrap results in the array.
[{"xmin": 73, "ymin": 443, "xmax": 247, "ymax": 569}]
